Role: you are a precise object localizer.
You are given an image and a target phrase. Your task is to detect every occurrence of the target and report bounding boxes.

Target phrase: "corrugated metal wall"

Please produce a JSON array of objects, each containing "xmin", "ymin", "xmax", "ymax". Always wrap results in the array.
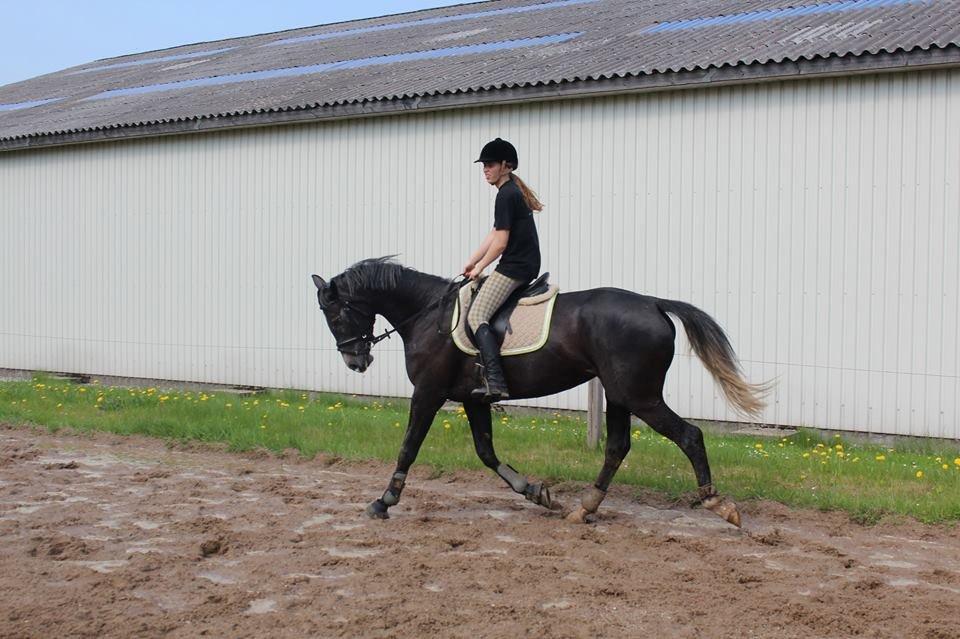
[{"xmin": 2, "ymin": 68, "xmax": 959, "ymax": 438}]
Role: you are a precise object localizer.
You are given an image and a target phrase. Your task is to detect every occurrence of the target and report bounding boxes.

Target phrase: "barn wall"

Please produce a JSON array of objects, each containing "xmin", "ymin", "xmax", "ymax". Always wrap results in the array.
[{"xmin": 2, "ymin": 67, "xmax": 959, "ymax": 437}]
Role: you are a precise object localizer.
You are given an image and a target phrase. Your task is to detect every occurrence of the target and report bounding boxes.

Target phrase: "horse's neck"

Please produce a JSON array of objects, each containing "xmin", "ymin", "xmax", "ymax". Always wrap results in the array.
[{"xmin": 371, "ymin": 271, "xmax": 447, "ymax": 336}]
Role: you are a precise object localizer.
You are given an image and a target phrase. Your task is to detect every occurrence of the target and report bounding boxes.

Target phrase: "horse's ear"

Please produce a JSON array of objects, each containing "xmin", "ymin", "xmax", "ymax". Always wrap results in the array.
[{"xmin": 311, "ymin": 274, "xmax": 326, "ymax": 290}]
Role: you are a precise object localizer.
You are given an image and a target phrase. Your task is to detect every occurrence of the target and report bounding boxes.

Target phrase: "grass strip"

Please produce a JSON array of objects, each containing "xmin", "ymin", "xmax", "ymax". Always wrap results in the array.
[{"xmin": 2, "ymin": 373, "xmax": 959, "ymax": 524}]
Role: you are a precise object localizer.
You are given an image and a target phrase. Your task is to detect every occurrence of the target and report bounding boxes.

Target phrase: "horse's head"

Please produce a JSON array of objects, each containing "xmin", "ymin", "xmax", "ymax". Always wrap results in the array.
[{"xmin": 311, "ymin": 274, "xmax": 376, "ymax": 373}]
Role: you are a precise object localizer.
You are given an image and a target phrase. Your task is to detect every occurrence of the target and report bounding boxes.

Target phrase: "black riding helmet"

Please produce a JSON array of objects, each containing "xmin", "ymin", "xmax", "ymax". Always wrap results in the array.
[{"xmin": 474, "ymin": 137, "xmax": 518, "ymax": 168}]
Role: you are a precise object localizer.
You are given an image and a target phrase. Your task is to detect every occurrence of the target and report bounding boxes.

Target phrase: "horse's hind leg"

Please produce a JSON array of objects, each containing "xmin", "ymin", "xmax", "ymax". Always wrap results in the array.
[
  {"xmin": 566, "ymin": 401, "xmax": 630, "ymax": 523},
  {"xmin": 634, "ymin": 400, "xmax": 741, "ymax": 527},
  {"xmin": 463, "ymin": 400, "xmax": 559, "ymax": 510}
]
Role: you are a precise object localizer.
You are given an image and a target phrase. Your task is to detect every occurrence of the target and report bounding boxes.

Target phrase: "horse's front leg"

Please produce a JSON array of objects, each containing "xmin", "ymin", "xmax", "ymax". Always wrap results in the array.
[
  {"xmin": 366, "ymin": 389, "xmax": 445, "ymax": 519},
  {"xmin": 463, "ymin": 400, "xmax": 560, "ymax": 511}
]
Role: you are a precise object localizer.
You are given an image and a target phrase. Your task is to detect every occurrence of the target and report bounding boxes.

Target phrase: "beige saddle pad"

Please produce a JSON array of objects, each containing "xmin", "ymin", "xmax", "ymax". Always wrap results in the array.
[{"xmin": 451, "ymin": 280, "xmax": 560, "ymax": 356}]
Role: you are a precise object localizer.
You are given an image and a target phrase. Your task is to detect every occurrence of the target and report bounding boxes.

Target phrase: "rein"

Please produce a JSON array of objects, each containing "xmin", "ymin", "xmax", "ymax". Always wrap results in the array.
[{"xmin": 334, "ymin": 275, "xmax": 467, "ymax": 355}]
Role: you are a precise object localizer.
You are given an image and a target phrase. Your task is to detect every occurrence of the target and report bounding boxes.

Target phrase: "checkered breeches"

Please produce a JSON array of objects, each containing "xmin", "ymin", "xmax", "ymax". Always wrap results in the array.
[{"xmin": 467, "ymin": 271, "xmax": 525, "ymax": 332}]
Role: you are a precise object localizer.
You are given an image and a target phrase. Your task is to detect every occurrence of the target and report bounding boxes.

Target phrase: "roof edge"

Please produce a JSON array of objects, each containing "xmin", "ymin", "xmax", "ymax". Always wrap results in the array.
[{"xmin": 3, "ymin": 44, "xmax": 960, "ymax": 153}]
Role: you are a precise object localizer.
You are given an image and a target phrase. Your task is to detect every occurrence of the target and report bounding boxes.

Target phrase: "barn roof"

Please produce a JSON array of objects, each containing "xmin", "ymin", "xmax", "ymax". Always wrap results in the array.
[{"xmin": 2, "ymin": 0, "xmax": 959, "ymax": 150}]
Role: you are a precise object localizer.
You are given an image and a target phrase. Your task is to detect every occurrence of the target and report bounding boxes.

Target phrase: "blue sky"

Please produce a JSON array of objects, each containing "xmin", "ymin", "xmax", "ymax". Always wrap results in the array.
[{"xmin": 0, "ymin": 0, "xmax": 466, "ymax": 88}]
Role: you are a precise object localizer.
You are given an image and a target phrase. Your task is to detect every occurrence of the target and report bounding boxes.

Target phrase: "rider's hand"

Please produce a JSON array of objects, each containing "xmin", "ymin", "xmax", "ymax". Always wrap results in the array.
[
  {"xmin": 462, "ymin": 261, "xmax": 475, "ymax": 276},
  {"xmin": 467, "ymin": 265, "xmax": 483, "ymax": 280}
]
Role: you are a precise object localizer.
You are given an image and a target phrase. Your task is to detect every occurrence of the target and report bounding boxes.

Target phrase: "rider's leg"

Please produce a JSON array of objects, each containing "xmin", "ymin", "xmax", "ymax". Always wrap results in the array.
[{"xmin": 467, "ymin": 271, "xmax": 524, "ymax": 402}]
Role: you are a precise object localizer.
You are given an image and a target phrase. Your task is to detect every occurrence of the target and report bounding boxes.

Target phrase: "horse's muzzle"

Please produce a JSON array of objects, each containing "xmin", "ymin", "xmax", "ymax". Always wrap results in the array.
[{"xmin": 342, "ymin": 352, "xmax": 373, "ymax": 373}]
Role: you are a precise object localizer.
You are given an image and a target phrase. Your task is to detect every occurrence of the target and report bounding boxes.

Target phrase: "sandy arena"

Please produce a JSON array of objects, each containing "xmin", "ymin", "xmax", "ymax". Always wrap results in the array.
[{"xmin": 0, "ymin": 423, "xmax": 958, "ymax": 638}]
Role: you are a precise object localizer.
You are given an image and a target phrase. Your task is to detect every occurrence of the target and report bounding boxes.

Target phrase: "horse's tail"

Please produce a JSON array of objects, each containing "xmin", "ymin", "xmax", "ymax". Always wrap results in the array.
[{"xmin": 656, "ymin": 299, "xmax": 771, "ymax": 419}]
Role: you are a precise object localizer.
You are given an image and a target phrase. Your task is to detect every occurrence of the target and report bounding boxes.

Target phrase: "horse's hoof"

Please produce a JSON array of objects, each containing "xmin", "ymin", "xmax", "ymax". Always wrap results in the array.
[
  {"xmin": 524, "ymin": 484, "xmax": 561, "ymax": 511},
  {"xmin": 365, "ymin": 500, "xmax": 390, "ymax": 520},
  {"xmin": 703, "ymin": 495, "xmax": 741, "ymax": 528},
  {"xmin": 565, "ymin": 507, "xmax": 590, "ymax": 524}
]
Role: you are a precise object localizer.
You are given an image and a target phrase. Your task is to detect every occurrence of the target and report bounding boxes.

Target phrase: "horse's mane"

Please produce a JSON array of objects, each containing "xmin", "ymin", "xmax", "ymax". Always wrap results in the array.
[{"xmin": 333, "ymin": 257, "xmax": 448, "ymax": 298}]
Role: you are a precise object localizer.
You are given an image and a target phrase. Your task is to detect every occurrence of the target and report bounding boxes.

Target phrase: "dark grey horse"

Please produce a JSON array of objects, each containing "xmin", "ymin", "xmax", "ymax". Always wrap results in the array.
[{"xmin": 312, "ymin": 258, "xmax": 768, "ymax": 527}]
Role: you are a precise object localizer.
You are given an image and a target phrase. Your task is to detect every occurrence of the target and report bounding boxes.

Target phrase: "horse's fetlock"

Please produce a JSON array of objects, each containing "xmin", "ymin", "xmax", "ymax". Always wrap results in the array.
[
  {"xmin": 581, "ymin": 486, "xmax": 607, "ymax": 513},
  {"xmin": 496, "ymin": 463, "xmax": 528, "ymax": 493}
]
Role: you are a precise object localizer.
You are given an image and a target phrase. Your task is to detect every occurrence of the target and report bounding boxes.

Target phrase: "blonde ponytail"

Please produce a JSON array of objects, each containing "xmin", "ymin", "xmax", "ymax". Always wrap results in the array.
[{"xmin": 509, "ymin": 172, "xmax": 544, "ymax": 212}]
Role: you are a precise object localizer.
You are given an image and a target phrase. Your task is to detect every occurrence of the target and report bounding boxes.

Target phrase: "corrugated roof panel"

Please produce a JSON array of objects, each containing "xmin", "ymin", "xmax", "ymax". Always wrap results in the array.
[
  {"xmin": 70, "ymin": 47, "xmax": 237, "ymax": 75},
  {"xmin": 83, "ymin": 33, "xmax": 582, "ymax": 101},
  {"xmin": 644, "ymin": 0, "xmax": 928, "ymax": 33},
  {"xmin": 265, "ymin": 0, "xmax": 598, "ymax": 46},
  {"xmin": 1, "ymin": 0, "xmax": 958, "ymax": 145},
  {"xmin": 0, "ymin": 97, "xmax": 62, "ymax": 112}
]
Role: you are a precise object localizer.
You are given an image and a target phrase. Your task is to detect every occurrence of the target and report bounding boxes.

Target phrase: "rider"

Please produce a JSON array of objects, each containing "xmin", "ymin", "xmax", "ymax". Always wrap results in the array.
[{"xmin": 462, "ymin": 138, "xmax": 543, "ymax": 402}]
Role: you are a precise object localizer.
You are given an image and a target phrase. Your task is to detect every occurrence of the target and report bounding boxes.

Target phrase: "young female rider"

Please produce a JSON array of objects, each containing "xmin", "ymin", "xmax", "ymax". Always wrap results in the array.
[{"xmin": 462, "ymin": 138, "xmax": 544, "ymax": 402}]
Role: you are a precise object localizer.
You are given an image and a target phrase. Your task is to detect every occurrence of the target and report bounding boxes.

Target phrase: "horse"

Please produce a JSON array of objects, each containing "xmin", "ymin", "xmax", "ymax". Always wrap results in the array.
[{"xmin": 311, "ymin": 257, "xmax": 769, "ymax": 527}]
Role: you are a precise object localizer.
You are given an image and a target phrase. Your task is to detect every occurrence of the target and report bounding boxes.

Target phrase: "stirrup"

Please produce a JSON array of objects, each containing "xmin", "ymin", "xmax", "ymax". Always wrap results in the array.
[{"xmin": 470, "ymin": 379, "xmax": 509, "ymax": 402}]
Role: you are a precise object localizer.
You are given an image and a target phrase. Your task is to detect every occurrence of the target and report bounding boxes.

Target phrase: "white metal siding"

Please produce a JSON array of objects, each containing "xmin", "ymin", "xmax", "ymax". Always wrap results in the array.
[{"xmin": 2, "ymin": 68, "xmax": 959, "ymax": 438}]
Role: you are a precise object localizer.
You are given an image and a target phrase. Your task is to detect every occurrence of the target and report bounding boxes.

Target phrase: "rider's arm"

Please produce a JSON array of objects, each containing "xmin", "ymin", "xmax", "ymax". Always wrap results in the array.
[
  {"xmin": 475, "ymin": 229, "xmax": 509, "ymax": 271},
  {"xmin": 465, "ymin": 230, "xmax": 496, "ymax": 268}
]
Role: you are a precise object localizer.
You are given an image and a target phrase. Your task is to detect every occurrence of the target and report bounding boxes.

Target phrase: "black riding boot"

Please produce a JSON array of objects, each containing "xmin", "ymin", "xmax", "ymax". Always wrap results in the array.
[{"xmin": 471, "ymin": 324, "xmax": 510, "ymax": 402}]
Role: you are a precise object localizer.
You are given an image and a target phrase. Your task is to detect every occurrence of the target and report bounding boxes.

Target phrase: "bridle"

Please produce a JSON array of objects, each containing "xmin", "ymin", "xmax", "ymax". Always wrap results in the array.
[{"xmin": 329, "ymin": 276, "xmax": 466, "ymax": 356}]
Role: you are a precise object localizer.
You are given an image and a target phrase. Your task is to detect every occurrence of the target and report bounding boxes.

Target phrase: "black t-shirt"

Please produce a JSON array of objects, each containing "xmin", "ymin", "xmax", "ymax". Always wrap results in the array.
[{"xmin": 493, "ymin": 178, "xmax": 540, "ymax": 282}]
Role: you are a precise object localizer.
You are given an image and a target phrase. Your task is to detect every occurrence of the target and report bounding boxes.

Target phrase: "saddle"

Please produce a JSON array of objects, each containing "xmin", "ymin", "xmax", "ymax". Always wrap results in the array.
[{"xmin": 451, "ymin": 273, "xmax": 560, "ymax": 357}]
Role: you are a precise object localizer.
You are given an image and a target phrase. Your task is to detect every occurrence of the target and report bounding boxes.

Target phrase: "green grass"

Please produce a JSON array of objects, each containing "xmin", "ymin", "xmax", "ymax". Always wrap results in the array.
[{"xmin": 2, "ymin": 373, "xmax": 960, "ymax": 524}]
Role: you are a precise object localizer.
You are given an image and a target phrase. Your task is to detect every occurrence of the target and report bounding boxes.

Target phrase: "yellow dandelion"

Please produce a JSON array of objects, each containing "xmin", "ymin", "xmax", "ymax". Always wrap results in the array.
[
  {"xmin": 802, "ymin": 452, "xmax": 810, "ymax": 458},
  {"xmin": 56, "ymin": 403, "xmax": 62, "ymax": 409},
  {"xmin": 78, "ymin": 388, "xmax": 86, "ymax": 393},
  {"xmin": 298, "ymin": 405, "xmax": 305, "ymax": 411},
  {"xmin": 754, "ymin": 443, "xmax": 763, "ymax": 449},
  {"xmin": 915, "ymin": 470, "xmax": 923, "ymax": 479},
  {"xmin": 942, "ymin": 464, "xmax": 949, "ymax": 471},
  {"xmin": 954, "ymin": 458, "xmax": 960, "ymax": 467},
  {"xmin": 394, "ymin": 422, "xmax": 401, "ymax": 427},
  {"xmin": 443, "ymin": 423, "xmax": 451, "ymax": 430},
  {"xmin": 834, "ymin": 444, "xmax": 843, "ymax": 451},
  {"xmin": 875, "ymin": 455, "xmax": 886, "ymax": 461},
  {"xmin": 225, "ymin": 403, "xmax": 233, "ymax": 408}
]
